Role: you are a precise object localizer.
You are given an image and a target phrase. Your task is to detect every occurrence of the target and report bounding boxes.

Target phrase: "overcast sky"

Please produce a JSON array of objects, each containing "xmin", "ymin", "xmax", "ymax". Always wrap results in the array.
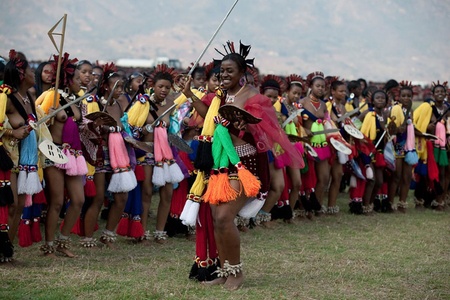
[{"xmin": 2, "ymin": 0, "xmax": 450, "ymax": 83}]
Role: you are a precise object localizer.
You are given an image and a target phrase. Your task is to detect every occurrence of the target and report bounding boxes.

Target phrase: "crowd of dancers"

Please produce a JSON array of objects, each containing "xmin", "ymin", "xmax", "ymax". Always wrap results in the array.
[{"xmin": 0, "ymin": 41, "xmax": 448, "ymax": 290}]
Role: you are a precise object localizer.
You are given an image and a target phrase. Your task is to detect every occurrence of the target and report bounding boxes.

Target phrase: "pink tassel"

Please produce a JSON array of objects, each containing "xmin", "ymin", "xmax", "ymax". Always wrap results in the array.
[
  {"xmin": 108, "ymin": 132, "xmax": 137, "ymax": 193},
  {"xmin": 314, "ymin": 146, "xmax": 331, "ymax": 161},
  {"xmin": 405, "ymin": 121, "xmax": 415, "ymax": 151},
  {"xmin": 24, "ymin": 194, "xmax": 32, "ymax": 207},
  {"xmin": 65, "ymin": 149, "xmax": 78, "ymax": 176},
  {"xmin": 435, "ymin": 121, "xmax": 446, "ymax": 148},
  {"xmin": 155, "ymin": 127, "xmax": 176, "ymax": 159},
  {"xmin": 76, "ymin": 154, "xmax": 88, "ymax": 176},
  {"xmin": 109, "ymin": 132, "xmax": 130, "ymax": 169}
]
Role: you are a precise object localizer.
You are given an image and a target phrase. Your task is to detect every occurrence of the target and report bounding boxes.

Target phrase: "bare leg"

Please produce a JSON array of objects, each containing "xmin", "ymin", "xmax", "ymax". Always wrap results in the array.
[
  {"xmin": 388, "ymin": 158, "xmax": 402, "ymax": 207},
  {"xmin": 83, "ymin": 173, "xmax": 105, "ymax": 238},
  {"xmin": 154, "ymin": 183, "xmax": 173, "ymax": 243},
  {"xmin": 8, "ymin": 173, "xmax": 25, "ymax": 243},
  {"xmin": 327, "ymin": 160, "xmax": 343, "ymax": 213},
  {"xmin": 315, "ymin": 159, "xmax": 330, "ymax": 209},
  {"xmin": 57, "ymin": 175, "xmax": 85, "ymax": 257},
  {"xmin": 105, "ymin": 192, "xmax": 128, "ymax": 232},
  {"xmin": 140, "ymin": 165, "xmax": 153, "ymax": 237},
  {"xmin": 286, "ymin": 166, "xmax": 301, "ymax": 212},
  {"xmin": 210, "ymin": 180, "xmax": 248, "ymax": 290},
  {"xmin": 259, "ymin": 163, "xmax": 284, "ymax": 226}
]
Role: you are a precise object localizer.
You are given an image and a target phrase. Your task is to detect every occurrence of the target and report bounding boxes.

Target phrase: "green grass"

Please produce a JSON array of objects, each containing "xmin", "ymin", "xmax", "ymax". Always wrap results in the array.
[{"xmin": 1, "ymin": 195, "xmax": 449, "ymax": 300}]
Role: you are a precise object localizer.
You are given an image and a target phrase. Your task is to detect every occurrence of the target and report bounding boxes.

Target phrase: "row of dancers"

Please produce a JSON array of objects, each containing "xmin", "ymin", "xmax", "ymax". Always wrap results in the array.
[{"xmin": 0, "ymin": 43, "xmax": 448, "ymax": 290}]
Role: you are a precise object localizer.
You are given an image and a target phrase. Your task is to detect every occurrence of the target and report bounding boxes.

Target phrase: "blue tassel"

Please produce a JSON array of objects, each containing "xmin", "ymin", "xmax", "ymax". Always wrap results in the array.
[{"xmin": 405, "ymin": 150, "xmax": 419, "ymax": 166}]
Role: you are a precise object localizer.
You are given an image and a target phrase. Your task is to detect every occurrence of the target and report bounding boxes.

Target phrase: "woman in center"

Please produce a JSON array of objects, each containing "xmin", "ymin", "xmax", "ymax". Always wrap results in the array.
[{"xmin": 182, "ymin": 41, "xmax": 301, "ymax": 290}]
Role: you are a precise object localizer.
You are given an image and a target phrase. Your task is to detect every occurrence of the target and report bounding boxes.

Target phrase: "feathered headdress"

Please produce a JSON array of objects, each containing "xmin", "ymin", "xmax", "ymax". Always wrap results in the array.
[
  {"xmin": 246, "ymin": 67, "xmax": 260, "ymax": 87},
  {"xmin": 147, "ymin": 64, "xmax": 178, "ymax": 88},
  {"xmin": 286, "ymin": 74, "xmax": 304, "ymax": 89},
  {"xmin": 398, "ymin": 80, "xmax": 417, "ymax": 95},
  {"xmin": 306, "ymin": 71, "xmax": 325, "ymax": 88},
  {"xmin": 99, "ymin": 62, "xmax": 118, "ymax": 95},
  {"xmin": 8, "ymin": 49, "xmax": 26, "ymax": 82},
  {"xmin": 260, "ymin": 74, "xmax": 285, "ymax": 96},
  {"xmin": 205, "ymin": 61, "xmax": 220, "ymax": 79},
  {"xmin": 215, "ymin": 40, "xmax": 255, "ymax": 70},
  {"xmin": 431, "ymin": 80, "xmax": 448, "ymax": 93},
  {"xmin": 187, "ymin": 62, "xmax": 206, "ymax": 74},
  {"xmin": 325, "ymin": 76, "xmax": 342, "ymax": 88},
  {"xmin": 51, "ymin": 52, "xmax": 78, "ymax": 88}
]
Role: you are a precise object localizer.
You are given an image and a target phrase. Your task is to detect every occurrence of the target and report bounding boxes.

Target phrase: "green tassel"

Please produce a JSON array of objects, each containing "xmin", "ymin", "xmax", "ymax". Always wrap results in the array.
[
  {"xmin": 434, "ymin": 147, "xmax": 449, "ymax": 167},
  {"xmin": 215, "ymin": 124, "xmax": 240, "ymax": 166},
  {"xmin": 285, "ymin": 122, "xmax": 297, "ymax": 136}
]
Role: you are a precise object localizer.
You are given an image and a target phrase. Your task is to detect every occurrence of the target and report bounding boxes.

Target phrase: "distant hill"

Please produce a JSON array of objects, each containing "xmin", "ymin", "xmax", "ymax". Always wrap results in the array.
[{"xmin": 2, "ymin": 0, "xmax": 450, "ymax": 82}]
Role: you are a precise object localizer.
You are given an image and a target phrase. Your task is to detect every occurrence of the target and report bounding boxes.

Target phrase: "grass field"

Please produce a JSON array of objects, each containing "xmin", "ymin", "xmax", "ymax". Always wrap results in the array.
[{"xmin": 1, "ymin": 194, "xmax": 449, "ymax": 300}]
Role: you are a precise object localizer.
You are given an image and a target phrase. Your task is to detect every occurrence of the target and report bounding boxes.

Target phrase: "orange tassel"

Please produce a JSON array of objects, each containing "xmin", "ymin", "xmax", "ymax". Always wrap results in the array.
[
  {"xmin": 237, "ymin": 164, "xmax": 261, "ymax": 197},
  {"xmin": 212, "ymin": 171, "xmax": 238, "ymax": 203},
  {"xmin": 203, "ymin": 172, "xmax": 219, "ymax": 204}
]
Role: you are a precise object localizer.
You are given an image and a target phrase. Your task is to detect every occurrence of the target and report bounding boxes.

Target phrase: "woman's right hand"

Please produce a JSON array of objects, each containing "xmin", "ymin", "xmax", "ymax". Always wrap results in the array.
[
  {"xmin": 13, "ymin": 125, "xmax": 31, "ymax": 140},
  {"xmin": 182, "ymin": 75, "xmax": 194, "ymax": 98}
]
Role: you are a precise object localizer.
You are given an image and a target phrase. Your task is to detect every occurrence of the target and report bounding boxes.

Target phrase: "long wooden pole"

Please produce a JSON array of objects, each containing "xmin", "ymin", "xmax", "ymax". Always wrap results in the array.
[{"xmin": 48, "ymin": 14, "xmax": 67, "ymax": 108}]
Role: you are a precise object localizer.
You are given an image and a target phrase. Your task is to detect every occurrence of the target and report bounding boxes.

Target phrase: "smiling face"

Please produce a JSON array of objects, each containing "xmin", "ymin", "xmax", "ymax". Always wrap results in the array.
[
  {"xmin": 433, "ymin": 86, "xmax": 446, "ymax": 104},
  {"xmin": 220, "ymin": 59, "xmax": 244, "ymax": 92}
]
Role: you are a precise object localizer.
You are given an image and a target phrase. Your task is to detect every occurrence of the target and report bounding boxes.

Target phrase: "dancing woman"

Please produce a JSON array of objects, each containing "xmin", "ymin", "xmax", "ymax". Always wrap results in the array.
[{"xmin": 182, "ymin": 41, "xmax": 301, "ymax": 290}]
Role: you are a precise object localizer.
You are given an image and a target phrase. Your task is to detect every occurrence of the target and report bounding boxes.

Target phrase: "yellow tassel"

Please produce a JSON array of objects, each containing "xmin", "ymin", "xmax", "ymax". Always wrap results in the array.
[
  {"xmin": 0, "ymin": 85, "xmax": 11, "ymax": 127},
  {"xmin": 390, "ymin": 104, "xmax": 404, "ymax": 127},
  {"xmin": 190, "ymin": 171, "xmax": 205, "ymax": 197},
  {"xmin": 360, "ymin": 112, "xmax": 376, "ymax": 140},
  {"xmin": 326, "ymin": 101, "xmax": 332, "ymax": 113},
  {"xmin": 128, "ymin": 100, "xmax": 149, "ymax": 127},
  {"xmin": 201, "ymin": 94, "xmax": 220, "ymax": 137},
  {"xmin": 413, "ymin": 102, "xmax": 432, "ymax": 133},
  {"xmin": 359, "ymin": 99, "xmax": 368, "ymax": 113},
  {"xmin": 37, "ymin": 89, "xmax": 59, "ymax": 114}
]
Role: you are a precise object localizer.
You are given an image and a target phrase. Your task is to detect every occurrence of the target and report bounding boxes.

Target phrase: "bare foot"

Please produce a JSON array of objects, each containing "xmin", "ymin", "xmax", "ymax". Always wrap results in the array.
[
  {"xmin": 43, "ymin": 252, "xmax": 58, "ymax": 259},
  {"xmin": 261, "ymin": 220, "xmax": 276, "ymax": 229},
  {"xmin": 186, "ymin": 234, "xmax": 196, "ymax": 242},
  {"xmin": 202, "ymin": 277, "xmax": 226, "ymax": 286},
  {"xmin": 56, "ymin": 247, "xmax": 76, "ymax": 258},
  {"xmin": 135, "ymin": 238, "xmax": 152, "ymax": 246},
  {"xmin": 224, "ymin": 274, "xmax": 244, "ymax": 291},
  {"xmin": 100, "ymin": 239, "xmax": 117, "ymax": 249}
]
